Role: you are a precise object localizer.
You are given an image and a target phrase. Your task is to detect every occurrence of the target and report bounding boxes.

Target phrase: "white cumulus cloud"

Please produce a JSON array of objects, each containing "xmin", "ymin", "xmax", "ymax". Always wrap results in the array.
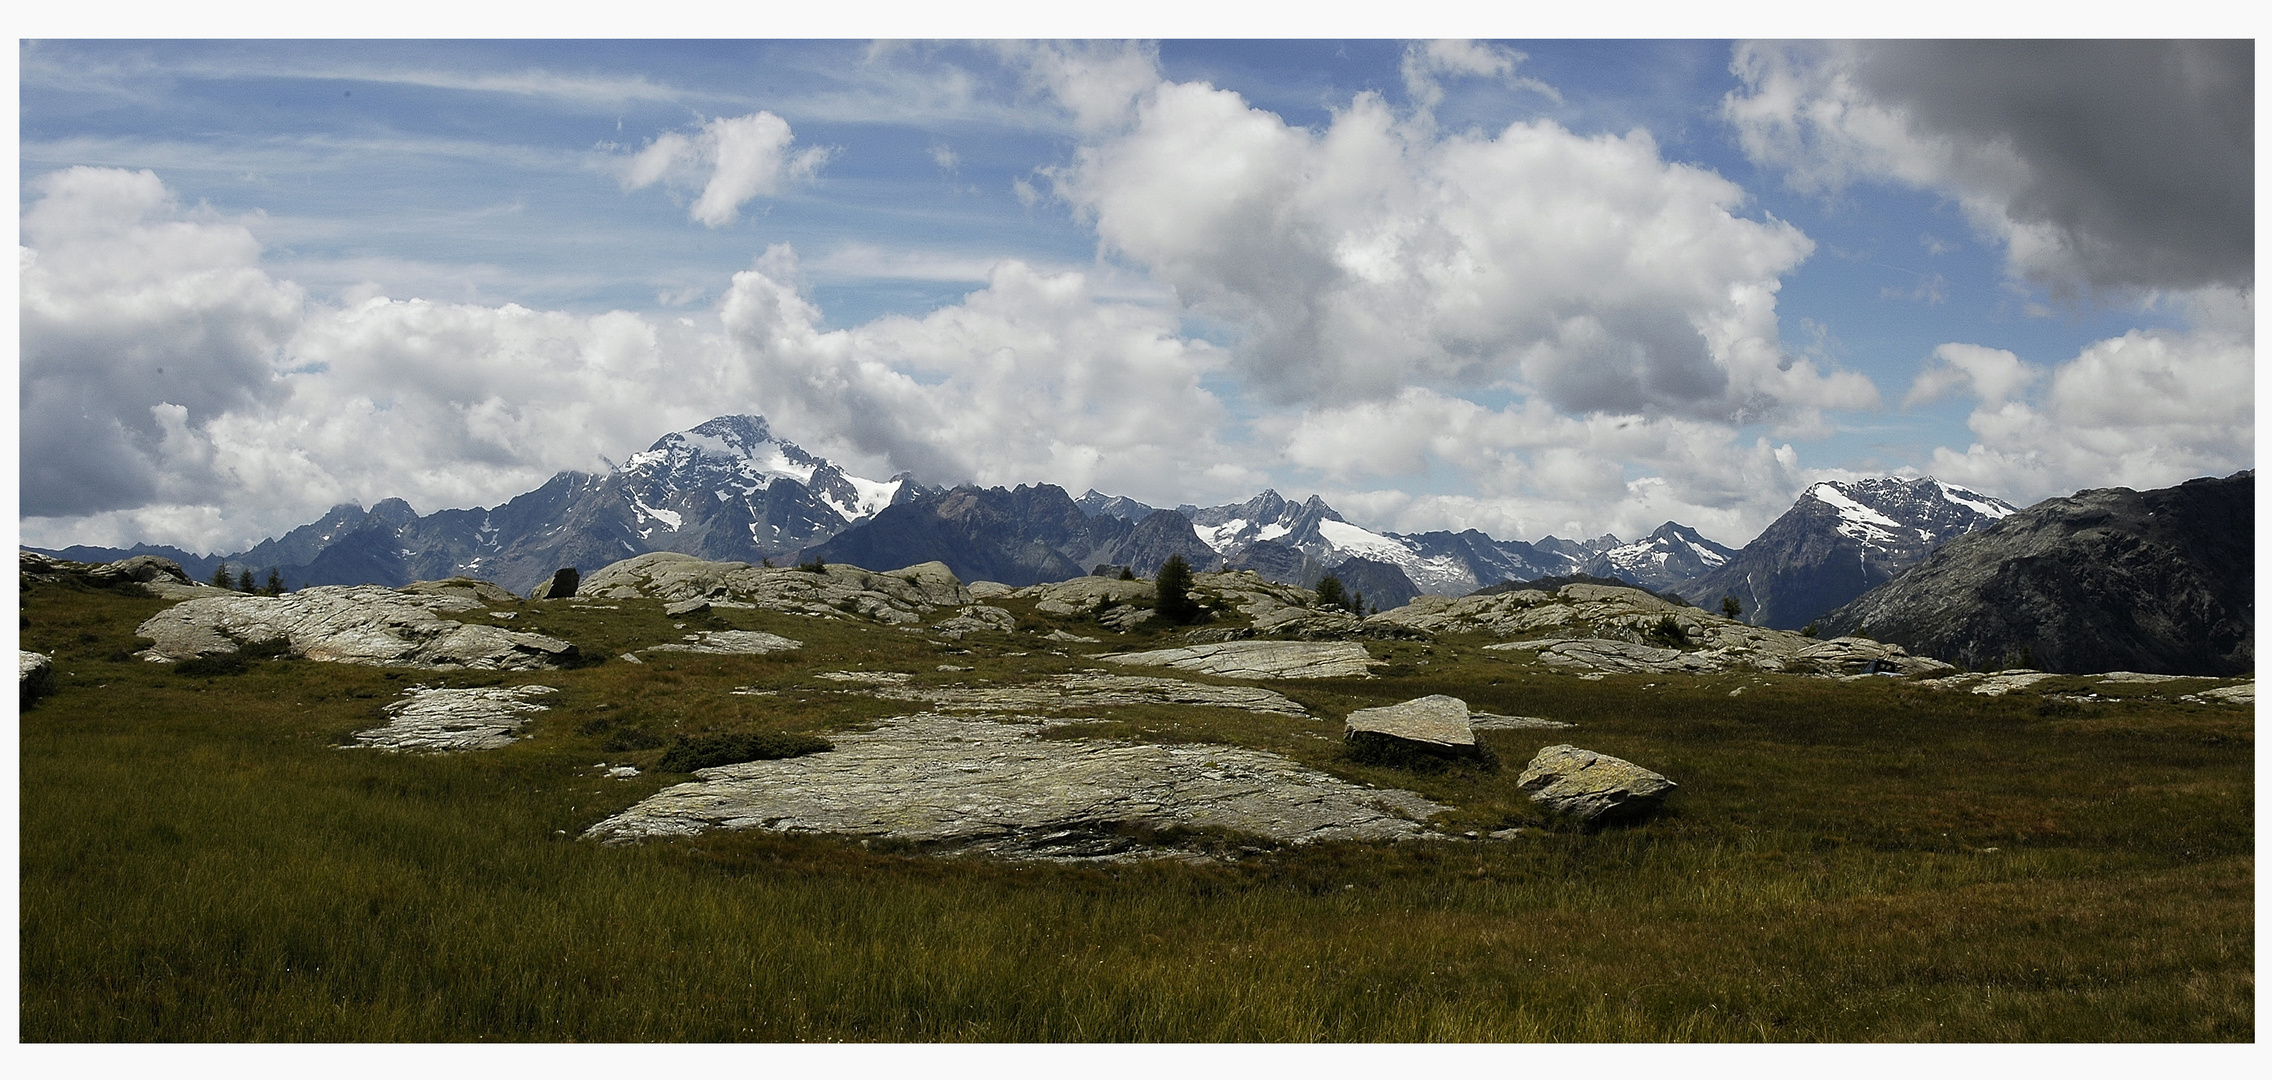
[
  {"xmin": 1058, "ymin": 79, "xmax": 1875, "ymax": 427},
  {"xmin": 618, "ymin": 111, "xmax": 830, "ymax": 228},
  {"xmin": 716, "ymin": 245, "xmax": 1259, "ymax": 508},
  {"xmin": 1916, "ymin": 294, "xmax": 2253, "ymax": 506}
]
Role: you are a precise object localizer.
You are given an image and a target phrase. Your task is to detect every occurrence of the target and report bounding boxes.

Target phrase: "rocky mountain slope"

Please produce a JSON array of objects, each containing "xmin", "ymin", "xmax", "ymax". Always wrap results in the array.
[
  {"xmin": 806, "ymin": 484, "xmax": 1224, "ymax": 587},
  {"xmin": 1577, "ymin": 523, "xmax": 1739, "ymax": 596},
  {"xmin": 1683, "ymin": 478, "xmax": 2017, "ymax": 629},
  {"xmin": 31, "ymin": 416, "xmax": 922, "ymax": 596},
  {"xmin": 1821, "ymin": 471, "xmax": 2253, "ymax": 675},
  {"xmin": 30, "ymin": 412, "xmax": 2022, "ymax": 616}
]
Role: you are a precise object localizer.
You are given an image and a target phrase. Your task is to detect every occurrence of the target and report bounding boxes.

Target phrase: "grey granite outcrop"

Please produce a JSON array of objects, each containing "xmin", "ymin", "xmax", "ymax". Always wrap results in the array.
[
  {"xmin": 641, "ymin": 630, "xmax": 803, "ymax": 656},
  {"xmin": 135, "ymin": 586, "xmax": 578, "ymax": 670},
  {"xmin": 352, "ymin": 685, "xmax": 558, "ymax": 752},
  {"xmin": 1344, "ymin": 695, "xmax": 1476, "ymax": 750},
  {"xmin": 585, "ymin": 712, "xmax": 1446, "ymax": 859},
  {"xmin": 21, "ymin": 651, "xmax": 56, "ymax": 703},
  {"xmin": 1517, "ymin": 744, "xmax": 1676, "ymax": 825},
  {"xmin": 579, "ymin": 552, "xmax": 971, "ymax": 626},
  {"xmin": 1097, "ymin": 640, "xmax": 1380, "ymax": 680},
  {"xmin": 850, "ymin": 669, "xmax": 1310, "ymax": 716}
]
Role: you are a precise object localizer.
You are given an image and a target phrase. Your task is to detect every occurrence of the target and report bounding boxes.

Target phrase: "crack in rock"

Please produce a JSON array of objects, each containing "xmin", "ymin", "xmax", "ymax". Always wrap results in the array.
[
  {"xmin": 584, "ymin": 712, "xmax": 1446, "ymax": 859},
  {"xmin": 352, "ymin": 685, "xmax": 558, "ymax": 752}
]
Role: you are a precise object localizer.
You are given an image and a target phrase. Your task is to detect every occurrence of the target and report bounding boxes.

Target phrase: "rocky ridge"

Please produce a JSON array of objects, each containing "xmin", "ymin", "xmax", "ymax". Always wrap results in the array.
[{"xmin": 1823, "ymin": 471, "xmax": 2252, "ymax": 675}]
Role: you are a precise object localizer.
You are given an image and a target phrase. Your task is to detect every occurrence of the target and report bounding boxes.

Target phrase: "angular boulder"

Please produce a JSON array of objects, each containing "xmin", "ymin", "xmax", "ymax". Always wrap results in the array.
[
  {"xmin": 1344, "ymin": 694, "xmax": 1476, "ymax": 750},
  {"xmin": 1517, "ymin": 744, "xmax": 1676, "ymax": 825}
]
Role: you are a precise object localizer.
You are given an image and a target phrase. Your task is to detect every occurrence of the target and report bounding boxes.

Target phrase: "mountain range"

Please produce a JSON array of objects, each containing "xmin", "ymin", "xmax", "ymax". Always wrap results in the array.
[{"xmin": 24, "ymin": 414, "xmax": 2038, "ymax": 631}]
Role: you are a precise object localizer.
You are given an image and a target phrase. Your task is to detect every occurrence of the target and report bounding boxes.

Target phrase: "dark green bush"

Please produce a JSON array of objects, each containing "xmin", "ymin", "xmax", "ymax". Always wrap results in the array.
[{"xmin": 657, "ymin": 731, "xmax": 833, "ymax": 772}]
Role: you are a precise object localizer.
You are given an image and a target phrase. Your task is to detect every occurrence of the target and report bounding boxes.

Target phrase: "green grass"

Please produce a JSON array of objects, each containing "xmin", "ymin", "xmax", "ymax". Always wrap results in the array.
[{"xmin": 17, "ymin": 582, "xmax": 2253, "ymax": 1041}]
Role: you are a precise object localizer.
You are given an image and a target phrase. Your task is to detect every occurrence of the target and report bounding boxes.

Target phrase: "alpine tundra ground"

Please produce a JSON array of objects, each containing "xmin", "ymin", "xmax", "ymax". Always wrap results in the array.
[{"xmin": 18, "ymin": 575, "xmax": 2253, "ymax": 1041}]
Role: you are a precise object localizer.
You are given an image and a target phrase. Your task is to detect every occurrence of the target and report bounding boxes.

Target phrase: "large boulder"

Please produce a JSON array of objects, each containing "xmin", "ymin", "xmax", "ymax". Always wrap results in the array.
[
  {"xmin": 1517, "ymin": 744, "xmax": 1676, "ymax": 826},
  {"xmin": 20, "ymin": 650, "xmax": 56, "ymax": 704},
  {"xmin": 135, "ymin": 585, "xmax": 579, "ymax": 671},
  {"xmin": 1344, "ymin": 695, "xmax": 1476, "ymax": 751}
]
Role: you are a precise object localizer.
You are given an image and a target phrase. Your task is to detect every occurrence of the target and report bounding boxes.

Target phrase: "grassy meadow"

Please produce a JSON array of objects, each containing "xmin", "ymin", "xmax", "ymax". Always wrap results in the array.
[{"xmin": 17, "ymin": 577, "xmax": 2254, "ymax": 1041}]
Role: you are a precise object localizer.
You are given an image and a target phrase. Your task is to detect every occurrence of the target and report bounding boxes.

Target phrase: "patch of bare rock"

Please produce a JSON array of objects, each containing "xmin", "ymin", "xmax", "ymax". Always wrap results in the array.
[
  {"xmin": 1417, "ymin": 582, "xmax": 1955, "ymax": 678},
  {"xmin": 20, "ymin": 550, "xmax": 220, "ymax": 600},
  {"xmin": 850, "ymin": 669, "xmax": 1310, "ymax": 716},
  {"xmin": 1518, "ymin": 745, "xmax": 1677, "ymax": 826},
  {"xmin": 579, "ymin": 552, "xmax": 971, "ymax": 627},
  {"xmin": 641, "ymin": 630, "xmax": 803, "ymax": 656},
  {"xmin": 584, "ymin": 712, "xmax": 1447, "ymax": 859},
  {"xmin": 135, "ymin": 584, "xmax": 579, "ymax": 671},
  {"xmin": 352, "ymin": 685, "xmax": 558, "ymax": 752},
  {"xmin": 1098, "ymin": 640, "xmax": 1380, "ymax": 680}
]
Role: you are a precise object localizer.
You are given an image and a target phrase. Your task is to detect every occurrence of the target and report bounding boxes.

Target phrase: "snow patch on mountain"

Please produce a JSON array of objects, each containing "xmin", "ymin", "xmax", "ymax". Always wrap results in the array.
[
  {"xmin": 819, "ymin": 475, "xmax": 903, "ymax": 523},
  {"xmin": 1808, "ymin": 483, "xmax": 1906, "ymax": 544},
  {"xmin": 1316, "ymin": 519, "xmax": 1409, "ymax": 562},
  {"xmin": 1933, "ymin": 481, "xmax": 2017, "ymax": 522}
]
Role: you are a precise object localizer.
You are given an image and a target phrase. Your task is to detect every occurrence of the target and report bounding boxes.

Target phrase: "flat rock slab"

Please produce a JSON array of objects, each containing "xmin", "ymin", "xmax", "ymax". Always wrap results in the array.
[
  {"xmin": 1968, "ymin": 672, "xmax": 2063, "ymax": 696},
  {"xmin": 1469, "ymin": 713, "xmax": 1572, "ymax": 731},
  {"xmin": 353, "ymin": 685, "xmax": 558, "ymax": 752},
  {"xmin": 136, "ymin": 587, "xmax": 578, "ymax": 671},
  {"xmin": 859, "ymin": 670, "xmax": 1308, "ymax": 716},
  {"xmin": 642, "ymin": 630, "xmax": 802, "ymax": 656},
  {"xmin": 1345, "ymin": 694, "xmax": 1474, "ymax": 748},
  {"xmin": 1098, "ymin": 640, "xmax": 1378, "ymax": 679},
  {"xmin": 2183, "ymin": 683, "xmax": 2254, "ymax": 706},
  {"xmin": 585, "ymin": 712, "xmax": 1446, "ymax": 860},
  {"xmin": 1517, "ymin": 744, "xmax": 1676, "ymax": 826},
  {"xmin": 2096, "ymin": 671, "xmax": 2215, "ymax": 684}
]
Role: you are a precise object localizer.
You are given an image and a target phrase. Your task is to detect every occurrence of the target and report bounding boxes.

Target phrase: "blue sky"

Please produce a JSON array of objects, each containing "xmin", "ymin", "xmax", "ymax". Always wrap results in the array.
[{"xmin": 17, "ymin": 35, "xmax": 2255, "ymax": 554}]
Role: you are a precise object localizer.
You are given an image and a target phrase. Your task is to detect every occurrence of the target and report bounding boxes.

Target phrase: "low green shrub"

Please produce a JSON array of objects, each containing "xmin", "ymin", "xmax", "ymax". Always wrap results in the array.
[{"xmin": 657, "ymin": 731, "xmax": 834, "ymax": 772}]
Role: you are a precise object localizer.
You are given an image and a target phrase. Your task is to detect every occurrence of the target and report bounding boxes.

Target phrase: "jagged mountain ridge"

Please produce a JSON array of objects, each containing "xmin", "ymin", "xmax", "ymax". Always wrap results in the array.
[
  {"xmin": 808, "ymin": 484, "xmax": 1222, "ymax": 587},
  {"xmin": 1682, "ymin": 477, "xmax": 2018, "ymax": 630},
  {"xmin": 1822, "ymin": 472, "xmax": 2252, "ymax": 675},
  {"xmin": 1579, "ymin": 522, "xmax": 1739, "ymax": 596},
  {"xmin": 39, "ymin": 416, "xmax": 925, "ymax": 595},
  {"xmin": 30, "ymin": 414, "xmax": 2032, "ymax": 616}
]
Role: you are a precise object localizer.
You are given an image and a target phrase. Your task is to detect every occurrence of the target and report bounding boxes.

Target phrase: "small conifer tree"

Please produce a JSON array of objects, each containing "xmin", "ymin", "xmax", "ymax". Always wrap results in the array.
[
  {"xmin": 265, "ymin": 568, "xmax": 284, "ymax": 595},
  {"xmin": 1153, "ymin": 554, "xmax": 1199, "ymax": 624},
  {"xmin": 1720, "ymin": 594, "xmax": 1743, "ymax": 620},
  {"xmin": 210, "ymin": 564, "xmax": 232, "ymax": 589},
  {"xmin": 1314, "ymin": 575, "xmax": 1348, "ymax": 611},
  {"xmin": 237, "ymin": 568, "xmax": 256, "ymax": 592}
]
